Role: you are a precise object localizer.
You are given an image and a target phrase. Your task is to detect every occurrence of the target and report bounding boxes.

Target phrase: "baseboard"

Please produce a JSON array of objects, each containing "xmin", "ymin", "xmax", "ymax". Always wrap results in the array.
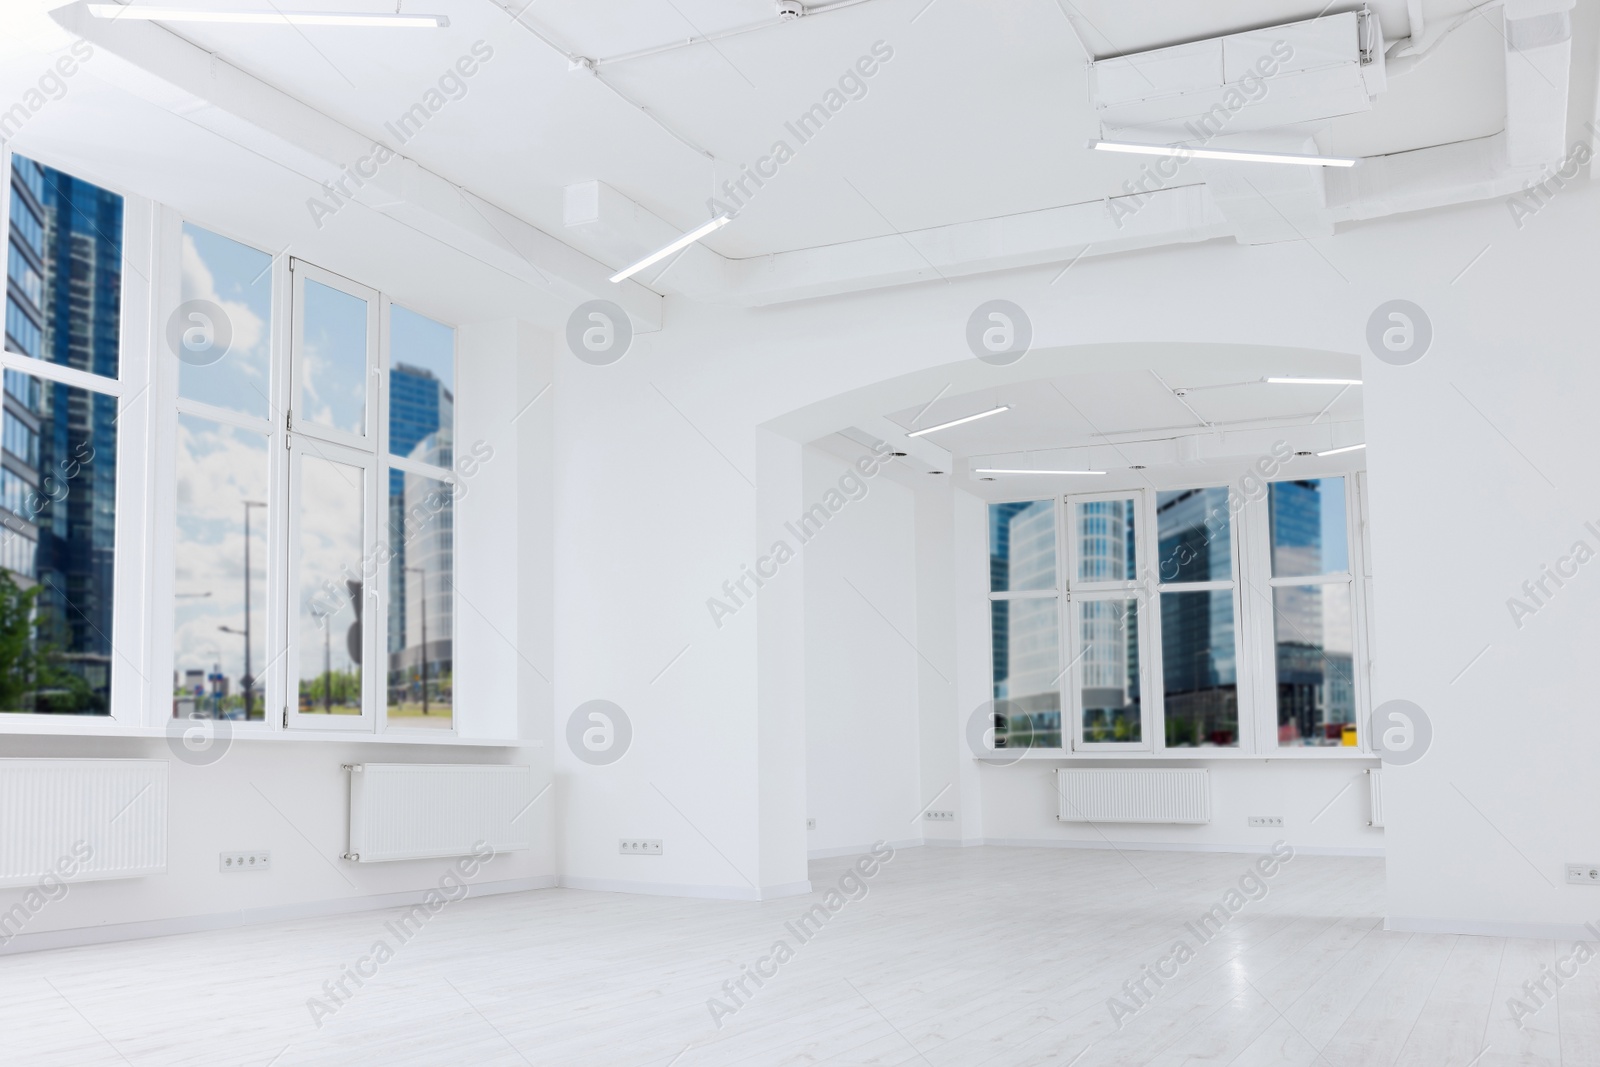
[
  {"xmin": 1386, "ymin": 915, "xmax": 1600, "ymax": 941},
  {"xmin": 807, "ymin": 837, "xmax": 920, "ymax": 860},
  {"xmin": 977, "ymin": 837, "xmax": 1384, "ymax": 858},
  {"xmin": 556, "ymin": 875, "xmax": 812, "ymax": 902},
  {"xmin": 0, "ymin": 875, "xmax": 556, "ymax": 957},
  {"xmin": 922, "ymin": 838, "xmax": 985, "ymax": 848}
]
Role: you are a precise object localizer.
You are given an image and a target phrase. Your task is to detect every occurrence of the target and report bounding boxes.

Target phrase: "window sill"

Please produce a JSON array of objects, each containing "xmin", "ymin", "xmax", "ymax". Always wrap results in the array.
[
  {"xmin": 0, "ymin": 719, "xmax": 535, "ymax": 747},
  {"xmin": 975, "ymin": 748, "xmax": 1379, "ymax": 761}
]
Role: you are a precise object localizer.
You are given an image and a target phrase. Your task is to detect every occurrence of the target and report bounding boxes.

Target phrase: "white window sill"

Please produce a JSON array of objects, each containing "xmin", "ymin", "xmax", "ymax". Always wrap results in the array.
[{"xmin": 0, "ymin": 719, "xmax": 534, "ymax": 747}]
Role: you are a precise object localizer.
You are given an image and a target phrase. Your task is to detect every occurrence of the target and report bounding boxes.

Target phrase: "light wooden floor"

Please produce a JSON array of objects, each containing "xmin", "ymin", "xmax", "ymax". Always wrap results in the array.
[{"xmin": 1, "ymin": 846, "xmax": 1590, "ymax": 1066}]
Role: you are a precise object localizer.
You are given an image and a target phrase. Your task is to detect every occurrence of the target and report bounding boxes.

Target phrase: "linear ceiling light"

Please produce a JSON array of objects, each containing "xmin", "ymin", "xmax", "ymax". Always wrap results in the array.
[
  {"xmin": 1317, "ymin": 443, "xmax": 1366, "ymax": 457},
  {"xmin": 1089, "ymin": 140, "xmax": 1360, "ymax": 168},
  {"xmin": 609, "ymin": 216, "xmax": 731, "ymax": 283},
  {"xmin": 1264, "ymin": 376, "xmax": 1363, "ymax": 386},
  {"xmin": 87, "ymin": 5, "xmax": 449, "ymax": 25},
  {"xmin": 973, "ymin": 468, "xmax": 1106, "ymax": 476},
  {"xmin": 904, "ymin": 405, "xmax": 1012, "ymax": 438}
]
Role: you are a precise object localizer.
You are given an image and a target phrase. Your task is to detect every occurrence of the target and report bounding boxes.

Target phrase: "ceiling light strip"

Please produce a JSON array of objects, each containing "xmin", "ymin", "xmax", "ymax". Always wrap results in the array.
[
  {"xmin": 904, "ymin": 405, "xmax": 1013, "ymax": 438},
  {"xmin": 1264, "ymin": 377, "xmax": 1363, "ymax": 386},
  {"xmin": 86, "ymin": 5, "xmax": 449, "ymax": 26},
  {"xmin": 973, "ymin": 468, "xmax": 1106, "ymax": 476},
  {"xmin": 1089, "ymin": 140, "xmax": 1360, "ymax": 168},
  {"xmin": 609, "ymin": 216, "xmax": 731, "ymax": 283},
  {"xmin": 1316, "ymin": 443, "xmax": 1367, "ymax": 457}
]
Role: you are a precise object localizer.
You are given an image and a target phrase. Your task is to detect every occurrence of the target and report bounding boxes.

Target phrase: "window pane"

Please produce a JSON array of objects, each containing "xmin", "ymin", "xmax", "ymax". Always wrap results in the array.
[
  {"xmin": 1274, "ymin": 583, "xmax": 1356, "ymax": 746},
  {"xmin": 990, "ymin": 596, "xmax": 1060, "ymax": 748},
  {"xmin": 1156, "ymin": 487, "xmax": 1231, "ymax": 583},
  {"xmin": 389, "ymin": 306, "xmax": 454, "ymax": 468},
  {"xmin": 299, "ymin": 279, "xmax": 367, "ymax": 436},
  {"xmin": 988, "ymin": 500, "xmax": 1055, "ymax": 592},
  {"xmin": 5, "ymin": 155, "xmax": 122, "ymax": 377},
  {"xmin": 0, "ymin": 373, "xmax": 115, "ymax": 714},
  {"xmin": 296, "ymin": 454, "xmax": 365, "ymax": 714},
  {"xmin": 173, "ymin": 415, "xmax": 269, "ymax": 721},
  {"xmin": 1161, "ymin": 589, "xmax": 1237, "ymax": 747},
  {"xmin": 1269, "ymin": 478, "xmax": 1348, "ymax": 577},
  {"xmin": 1075, "ymin": 498, "xmax": 1137, "ymax": 583},
  {"xmin": 177, "ymin": 224, "xmax": 273, "ymax": 418},
  {"xmin": 1079, "ymin": 598, "xmax": 1141, "ymax": 742},
  {"xmin": 387, "ymin": 468, "xmax": 452, "ymax": 728}
]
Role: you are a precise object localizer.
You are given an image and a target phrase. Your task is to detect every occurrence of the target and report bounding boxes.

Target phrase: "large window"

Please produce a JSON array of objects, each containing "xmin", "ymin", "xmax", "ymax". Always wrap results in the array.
[
  {"xmin": 1, "ymin": 154, "xmax": 123, "ymax": 715},
  {"xmin": 985, "ymin": 475, "xmax": 1368, "ymax": 756},
  {"xmin": 167, "ymin": 229, "xmax": 457, "ymax": 733}
]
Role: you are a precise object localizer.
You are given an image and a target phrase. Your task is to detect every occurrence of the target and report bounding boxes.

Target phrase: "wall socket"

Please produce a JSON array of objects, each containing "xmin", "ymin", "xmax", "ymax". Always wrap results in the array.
[
  {"xmin": 1567, "ymin": 864, "xmax": 1600, "ymax": 885},
  {"xmin": 924, "ymin": 810, "xmax": 955, "ymax": 822},
  {"xmin": 1248, "ymin": 816, "xmax": 1285, "ymax": 828},
  {"xmin": 806, "ymin": 818, "xmax": 816, "ymax": 830},
  {"xmin": 220, "ymin": 851, "xmax": 270, "ymax": 872},
  {"xmin": 619, "ymin": 839, "xmax": 663, "ymax": 855}
]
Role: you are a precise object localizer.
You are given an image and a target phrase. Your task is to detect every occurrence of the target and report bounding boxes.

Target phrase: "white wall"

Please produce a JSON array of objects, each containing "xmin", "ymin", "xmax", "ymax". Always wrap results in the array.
[{"xmin": 803, "ymin": 444, "xmax": 921, "ymax": 856}]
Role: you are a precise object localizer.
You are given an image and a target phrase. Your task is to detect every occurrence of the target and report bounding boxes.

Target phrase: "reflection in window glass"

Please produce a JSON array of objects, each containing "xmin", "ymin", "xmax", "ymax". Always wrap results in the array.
[
  {"xmin": 299, "ymin": 279, "xmax": 367, "ymax": 436},
  {"xmin": 1161, "ymin": 589, "xmax": 1237, "ymax": 747},
  {"xmin": 1080, "ymin": 598, "xmax": 1140, "ymax": 742},
  {"xmin": 178, "ymin": 224, "xmax": 273, "ymax": 418},
  {"xmin": 1269, "ymin": 478, "xmax": 1348, "ymax": 577},
  {"xmin": 1274, "ymin": 584, "xmax": 1355, "ymax": 745},
  {"xmin": 990, "ymin": 596, "xmax": 1060, "ymax": 748},
  {"xmin": 389, "ymin": 306, "xmax": 454, "ymax": 468},
  {"xmin": 988, "ymin": 500, "xmax": 1055, "ymax": 593},
  {"xmin": 1156, "ymin": 487, "xmax": 1231, "ymax": 583},
  {"xmin": 173, "ymin": 416, "xmax": 269, "ymax": 721},
  {"xmin": 296, "ymin": 454, "xmax": 365, "ymax": 714},
  {"xmin": 1076, "ymin": 498, "xmax": 1137, "ymax": 583},
  {"xmin": 5, "ymin": 155, "xmax": 122, "ymax": 378},
  {"xmin": 0, "ymin": 373, "xmax": 115, "ymax": 714},
  {"xmin": 387, "ymin": 469, "xmax": 453, "ymax": 728}
]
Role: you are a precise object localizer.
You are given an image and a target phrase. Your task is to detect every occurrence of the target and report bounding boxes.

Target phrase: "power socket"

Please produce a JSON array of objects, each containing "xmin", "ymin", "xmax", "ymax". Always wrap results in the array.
[
  {"xmin": 1566, "ymin": 864, "xmax": 1600, "ymax": 885},
  {"xmin": 1248, "ymin": 816, "xmax": 1284, "ymax": 828},
  {"xmin": 619, "ymin": 839, "xmax": 663, "ymax": 855},
  {"xmin": 806, "ymin": 818, "xmax": 816, "ymax": 830},
  {"xmin": 220, "ymin": 851, "xmax": 270, "ymax": 872},
  {"xmin": 924, "ymin": 810, "xmax": 955, "ymax": 822}
]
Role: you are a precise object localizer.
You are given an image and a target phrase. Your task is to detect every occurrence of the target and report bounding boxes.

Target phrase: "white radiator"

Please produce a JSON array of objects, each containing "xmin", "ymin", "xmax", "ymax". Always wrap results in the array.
[
  {"xmin": 1055, "ymin": 768, "xmax": 1210, "ymax": 824},
  {"xmin": 345, "ymin": 764, "xmax": 534, "ymax": 863},
  {"xmin": 1367, "ymin": 768, "xmax": 1384, "ymax": 828},
  {"xmin": 0, "ymin": 759, "xmax": 167, "ymax": 888}
]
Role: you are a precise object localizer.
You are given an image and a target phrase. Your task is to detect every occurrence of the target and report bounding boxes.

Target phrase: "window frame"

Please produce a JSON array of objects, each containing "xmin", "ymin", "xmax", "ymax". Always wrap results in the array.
[
  {"xmin": 0, "ymin": 142, "xmax": 152, "ymax": 727},
  {"xmin": 984, "ymin": 469, "xmax": 1373, "ymax": 761}
]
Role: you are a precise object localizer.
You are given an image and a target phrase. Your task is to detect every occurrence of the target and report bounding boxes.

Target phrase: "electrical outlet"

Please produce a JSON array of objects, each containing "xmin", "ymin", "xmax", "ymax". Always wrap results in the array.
[
  {"xmin": 220, "ymin": 851, "xmax": 270, "ymax": 872},
  {"xmin": 619, "ymin": 839, "xmax": 663, "ymax": 855},
  {"xmin": 806, "ymin": 818, "xmax": 816, "ymax": 830},
  {"xmin": 1248, "ymin": 816, "xmax": 1284, "ymax": 828},
  {"xmin": 1567, "ymin": 864, "xmax": 1600, "ymax": 885},
  {"xmin": 924, "ymin": 810, "xmax": 955, "ymax": 822}
]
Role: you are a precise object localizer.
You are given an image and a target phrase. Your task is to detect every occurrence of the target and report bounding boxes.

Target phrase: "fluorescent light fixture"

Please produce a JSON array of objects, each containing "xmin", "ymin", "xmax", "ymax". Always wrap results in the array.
[
  {"xmin": 973, "ymin": 468, "xmax": 1106, "ymax": 476},
  {"xmin": 87, "ymin": 5, "xmax": 449, "ymax": 25},
  {"xmin": 904, "ymin": 405, "xmax": 1012, "ymax": 438},
  {"xmin": 1316, "ymin": 443, "xmax": 1366, "ymax": 457},
  {"xmin": 1265, "ymin": 376, "xmax": 1363, "ymax": 386},
  {"xmin": 609, "ymin": 216, "xmax": 731, "ymax": 283},
  {"xmin": 1089, "ymin": 140, "xmax": 1360, "ymax": 168}
]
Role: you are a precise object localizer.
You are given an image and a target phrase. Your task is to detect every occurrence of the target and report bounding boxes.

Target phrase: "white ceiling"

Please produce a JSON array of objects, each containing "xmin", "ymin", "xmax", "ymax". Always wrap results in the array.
[{"xmin": 88, "ymin": 0, "xmax": 1510, "ymax": 264}]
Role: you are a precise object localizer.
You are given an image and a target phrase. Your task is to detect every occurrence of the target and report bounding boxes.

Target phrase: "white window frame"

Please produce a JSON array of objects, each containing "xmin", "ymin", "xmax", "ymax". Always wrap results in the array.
[
  {"xmin": 1065, "ymin": 490, "xmax": 1154, "ymax": 753},
  {"xmin": 0, "ymin": 142, "xmax": 152, "ymax": 729},
  {"xmin": 985, "ymin": 498, "xmax": 1065, "ymax": 753}
]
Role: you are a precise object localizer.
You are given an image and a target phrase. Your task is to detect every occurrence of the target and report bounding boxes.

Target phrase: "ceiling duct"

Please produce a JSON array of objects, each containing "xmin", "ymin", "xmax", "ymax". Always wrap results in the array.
[{"xmin": 1088, "ymin": 10, "xmax": 1387, "ymax": 141}]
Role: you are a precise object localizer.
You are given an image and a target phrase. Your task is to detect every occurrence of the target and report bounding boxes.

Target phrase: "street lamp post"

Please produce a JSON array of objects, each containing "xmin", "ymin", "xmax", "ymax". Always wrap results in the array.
[
  {"xmin": 219, "ymin": 501, "xmax": 266, "ymax": 720},
  {"xmin": 407, "ymin": 565, "xmax": 427, "ymax": 716}
]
